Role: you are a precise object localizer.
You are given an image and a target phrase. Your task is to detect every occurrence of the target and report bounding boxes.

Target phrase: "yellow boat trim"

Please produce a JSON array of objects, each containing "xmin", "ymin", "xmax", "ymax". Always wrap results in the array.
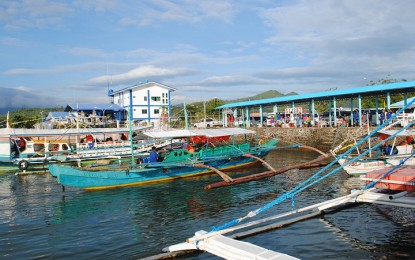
[{"xmin": 84, "ymin": 160, "xmax": 258, "ymax": 191}]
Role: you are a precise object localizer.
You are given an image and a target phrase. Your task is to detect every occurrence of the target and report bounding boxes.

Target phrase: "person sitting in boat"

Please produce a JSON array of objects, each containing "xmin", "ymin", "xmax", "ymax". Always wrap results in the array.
[
  {"xmin": 406, "ymin": 136, "xmax": 415, "ymax": 145},
  {"xmin": 187, "ymin": 143, "xmax": 195, "ymax": 153},
  {"xmin": 382, "ymin": 143, "xmax": 398, "ymax": 156},
  {"xmin": 120, "ymin": 133, "xmax": 128, "ymax": 141},
  {"xmin": 86, "ymin": 134, "xmax": 94, "ymax": 149},
  {"xmin": 18, "ymin": 138, "xmax": 26, "ymax": 151},
  {"xmin": 149, "ymin": 146, "xmax": 158, "ymax": 163},
  {"xmin": 182, "ymin": 139, "xmax": 195, "ymax": 153}
]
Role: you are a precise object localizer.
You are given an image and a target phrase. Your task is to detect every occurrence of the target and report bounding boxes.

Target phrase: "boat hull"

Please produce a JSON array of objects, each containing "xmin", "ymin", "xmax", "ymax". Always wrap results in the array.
[
  {"xmin": 49, "ymin": 150, "xmax": 271, "ymax": 190},
  {"xmin": 339, "ymin": 155, "xmax": 415, "ymax": 175},
  {"xmin": 338, "ymin": 158, "xmax": 387, "ymax": 175}
]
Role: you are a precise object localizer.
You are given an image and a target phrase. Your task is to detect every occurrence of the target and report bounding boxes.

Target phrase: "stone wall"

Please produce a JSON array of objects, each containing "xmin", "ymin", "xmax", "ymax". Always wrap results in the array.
[{"xmin": 253, "ymin": 126, "xmax": 374, "ymax": 152}]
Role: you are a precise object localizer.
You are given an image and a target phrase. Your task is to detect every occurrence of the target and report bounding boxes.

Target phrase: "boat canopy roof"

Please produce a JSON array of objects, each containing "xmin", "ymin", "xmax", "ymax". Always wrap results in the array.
[
  {"xmin": 0, "ymin": 126, "xmax": 148, "ymax": 137},
  {"xmin": 143, "ymin": 127, "xmax": 256, "ymax": 139},
  {"xmin": 377, "ymin": 129, "xmax": 415, "ymax": 137}
]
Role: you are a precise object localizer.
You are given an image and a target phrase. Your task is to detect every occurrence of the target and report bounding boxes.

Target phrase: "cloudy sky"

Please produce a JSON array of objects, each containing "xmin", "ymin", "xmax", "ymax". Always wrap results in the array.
[{"xmin": 1, "ymin": 0, "xmax": 414, "ymax": 110}]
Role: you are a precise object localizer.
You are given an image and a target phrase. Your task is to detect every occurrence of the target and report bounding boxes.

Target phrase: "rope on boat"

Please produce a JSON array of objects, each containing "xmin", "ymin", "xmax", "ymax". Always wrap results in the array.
[{"xmin": 207, "ymin": 98, "xmax": 415, "ymax": 233}]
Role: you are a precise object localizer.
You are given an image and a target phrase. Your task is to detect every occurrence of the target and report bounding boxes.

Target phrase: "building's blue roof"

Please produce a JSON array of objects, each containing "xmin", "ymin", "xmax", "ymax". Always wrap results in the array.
[
  {"xmin": 390, "ymin": 96, "xmax": 415, "ymax": 109},
  {"xmin": 217, "ymin": 80, "xmax": 415, "ymax": 109},
  {"xmin": 65, "ymin": 103, "xmax": 125, "ymax": 112},
  {"xmin": 48, "ymin": 112, "xmax": 75, "ymax": 118},
  {"xmin": 108, "ymin": 81, "xmax": 177, "ymax": 96}
]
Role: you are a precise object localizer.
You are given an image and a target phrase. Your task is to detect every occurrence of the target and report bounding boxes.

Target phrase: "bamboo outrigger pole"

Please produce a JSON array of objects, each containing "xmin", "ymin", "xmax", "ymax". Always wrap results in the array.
[
  {"xmin": 204, "ymin": 145, "xmax": 334, "ymax": 190},
  {"xmin": 243, "ymin": 153, "xmax": 276, "ymax": 172},
  {"xmin": 193, "ymin": 163, "xmax": 234, "ymax": 183}
]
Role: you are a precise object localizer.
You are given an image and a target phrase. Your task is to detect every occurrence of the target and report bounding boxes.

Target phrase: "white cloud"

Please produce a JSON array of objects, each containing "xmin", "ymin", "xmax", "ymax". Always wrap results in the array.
[
  {"xmin": 85, "ymin": 65, "xmax": 198, "ymax": 86},
  {"xmin": 0, "ymin": 87, "xmax": 60, "ymax": 109},
  {"xmin": 0, "ymin": 0, "xmax": 73, "ymax": 29},
  {"xmin": 117, "ymin": 0, "xmax": 236, "ymax": 27},
  {"xmin": 199, "ymin": 75, "xmax": 272, "ymax": 86},
  {"xmin": 3, "ymin": 62, "xmax": 137, "ymax": 75}
]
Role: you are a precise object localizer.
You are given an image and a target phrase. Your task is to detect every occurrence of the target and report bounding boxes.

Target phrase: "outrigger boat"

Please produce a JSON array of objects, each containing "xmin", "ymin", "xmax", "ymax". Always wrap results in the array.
[
  {"xmin": 337, "ymin": 127, "xmax": 415, "ymax": 175},
  {"xmin": 158, "ymin": 102, "xmax": 415, "ymax": 260},
  {"xmin": 0, "ymin": 126, "xmax": 168, "ymax": 172},
  {"xmin": 48, "ymin": 128, "xmax": 279, "ymax": 190}
]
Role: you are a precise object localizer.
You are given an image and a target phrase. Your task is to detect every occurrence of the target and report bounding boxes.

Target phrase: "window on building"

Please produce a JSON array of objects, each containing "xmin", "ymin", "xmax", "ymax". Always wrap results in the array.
[
  {"xmin": 151, "ymin": 96, "xmax": 161, "ymax": 101},
  {"xmin": 154, "ymin": 109, "xmax": 160, "ymax": 114},
  {"xmin": 142, "ymin": 109, "xmax": 147, "ymax": 114},
  {"xmin": 144, "ymin": 96, "xmax": 147, "ymax": 101}
]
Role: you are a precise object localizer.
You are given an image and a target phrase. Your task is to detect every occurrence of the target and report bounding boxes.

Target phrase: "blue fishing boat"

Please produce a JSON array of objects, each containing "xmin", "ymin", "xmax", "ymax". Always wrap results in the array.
[{"xmin": 48, "ymin": 128, "xmax": 279, "ymax": 190}]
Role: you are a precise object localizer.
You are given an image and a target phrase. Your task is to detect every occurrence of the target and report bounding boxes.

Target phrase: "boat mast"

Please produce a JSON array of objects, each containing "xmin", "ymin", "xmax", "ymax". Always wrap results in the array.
[{"xmin": 184, "ymin": 101, "xmax": 189, "ymax": 130}]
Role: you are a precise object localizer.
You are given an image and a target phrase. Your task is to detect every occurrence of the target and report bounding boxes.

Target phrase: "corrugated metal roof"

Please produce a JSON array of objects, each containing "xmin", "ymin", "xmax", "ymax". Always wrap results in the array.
[
  {"xmin": 65, "ymin": 103, "xmax": 125, "ymax": 112},
  {"xmin": 390, "ymin": 96, "xmax": 415, "ymax": 109},
  {"xmin": 48, "ymin": 112, "xmax": 75, "ymax": 118},
  {"xmin": 143, "ymin": 128, "xmax": 255, "ymax": 138},
  {"xmin": 217, "ymin": 80, "xmax": 415, "ymax": 109},
  {"xmin": 109, "ymin": 81, "xmax": 177, "ymax": 95},
  {"xmin": 0, "ymin": 126, "xmax": 147, "ymax": 137}
]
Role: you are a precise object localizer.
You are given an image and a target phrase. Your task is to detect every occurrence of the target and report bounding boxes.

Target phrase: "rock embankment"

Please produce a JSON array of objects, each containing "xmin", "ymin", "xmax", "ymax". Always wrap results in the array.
[{"xmin": 254, "ymin": 127, "xmax": 374, "ymax": 152}]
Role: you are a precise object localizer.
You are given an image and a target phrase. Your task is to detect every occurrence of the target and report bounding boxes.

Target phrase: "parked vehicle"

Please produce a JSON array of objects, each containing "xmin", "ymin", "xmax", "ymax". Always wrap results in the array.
[{"xmin": 193, "ymin": 118, "xmax": 222, "ymax": 128}]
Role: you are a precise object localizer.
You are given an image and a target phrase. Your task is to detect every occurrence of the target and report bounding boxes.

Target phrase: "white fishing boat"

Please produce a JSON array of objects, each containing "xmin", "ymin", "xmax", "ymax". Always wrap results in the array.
[
  {"xmin": 0, "ymin": 126, "xmax": 169, "ymax": 172},
  {"xmin": 336, "ymin": 126, "xmax": 415, "ymax": 175}
]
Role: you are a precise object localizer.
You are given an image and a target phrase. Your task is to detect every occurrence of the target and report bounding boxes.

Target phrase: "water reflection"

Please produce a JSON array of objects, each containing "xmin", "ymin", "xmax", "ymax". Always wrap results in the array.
[{"xmin": 0, "ymin": 149, "xmax": 413, "ymax": 259}]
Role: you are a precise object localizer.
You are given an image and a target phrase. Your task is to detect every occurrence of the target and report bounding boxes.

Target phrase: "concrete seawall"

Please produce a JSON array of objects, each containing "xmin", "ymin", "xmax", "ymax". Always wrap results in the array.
[{"xmin": 253, "ymin": 126, "xmax": 374, "ymax": 152}]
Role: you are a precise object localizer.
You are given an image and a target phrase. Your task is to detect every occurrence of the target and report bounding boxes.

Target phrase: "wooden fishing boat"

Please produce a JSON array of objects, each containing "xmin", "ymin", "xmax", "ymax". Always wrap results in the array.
[{"xmin": 48, "ymin": 128, "xmax": 279, "ymax": 190}]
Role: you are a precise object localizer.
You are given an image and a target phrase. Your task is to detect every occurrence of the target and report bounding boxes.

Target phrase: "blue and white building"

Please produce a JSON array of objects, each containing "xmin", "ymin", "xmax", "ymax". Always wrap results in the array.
[{"xmin": 108, "ymin": 81, "xmax": 176, "ymax": 123}]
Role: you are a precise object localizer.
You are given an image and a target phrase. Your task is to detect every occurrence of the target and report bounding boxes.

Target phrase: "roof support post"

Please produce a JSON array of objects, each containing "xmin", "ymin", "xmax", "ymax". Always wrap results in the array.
[
  {"xmin": 273, "ymin": 104, "xmax": 278, "ymax": 113},
  {"xmin": 404, "ymin": 93, "xmax": 408, "ymax": 106},
  {"xmin": 222, "ymin": 109, "xmax": 226, "ymax": 127},
  {"xmin": 233, "ymin": 108, "xmax": 238, "ymax": 127},
  {"xmin": 350, "ymin": 97, "xmax": 354, "ymax": 126},
  {"xmin": 241, "ymin": 109, "xmax": 245, "ymax": 128},
  {"xmin": 358, "ymin": 94, "xmax": 362, "ymax": 127},
  {"xmin": 328, "ymin": 100, "xmax": 332, "ymax": 126},
  {"xmin": 333, "ymin": 97, "xmax": 337, "ymax": 127},
  {"xmin": 130, "ymin": 89, "xmax": 134, "ymax": 121},
  {"xmin": 311, "ymin": 99, "xmax": 315, "ymax": 126},
  {"xmin": 246, "ymin": 107, "xmax": 251, "ymax": 127},
  {"xmin": 259, "ymin": 105, "xmax": 263, "ymax": 127},
  {"xmin": 375, "ymin": 96, "xmax": 379, "ymax": 125},
  {"xmin": 387, "ymin": 92, "xmax": 391, "ymax": 109},
  {"xmin": 291, "ymin": 101, "xmax": 295, "ymax": 127}
]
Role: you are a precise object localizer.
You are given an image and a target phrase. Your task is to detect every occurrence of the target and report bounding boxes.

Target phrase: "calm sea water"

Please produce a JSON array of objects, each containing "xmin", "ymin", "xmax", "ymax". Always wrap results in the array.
[{"xmin": 0, "ymin": 149, "xmax": 414, "ymax": 259}]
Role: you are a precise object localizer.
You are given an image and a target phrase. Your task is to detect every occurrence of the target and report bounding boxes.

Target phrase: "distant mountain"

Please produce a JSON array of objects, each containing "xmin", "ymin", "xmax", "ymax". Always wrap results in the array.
[
  {"xmin": 228, "ymin": 90, "xmax": 295, "ymax": 103},
  {"xmin": 285, "ymin": 91, "xmax": 298, "ymax": 96}
]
